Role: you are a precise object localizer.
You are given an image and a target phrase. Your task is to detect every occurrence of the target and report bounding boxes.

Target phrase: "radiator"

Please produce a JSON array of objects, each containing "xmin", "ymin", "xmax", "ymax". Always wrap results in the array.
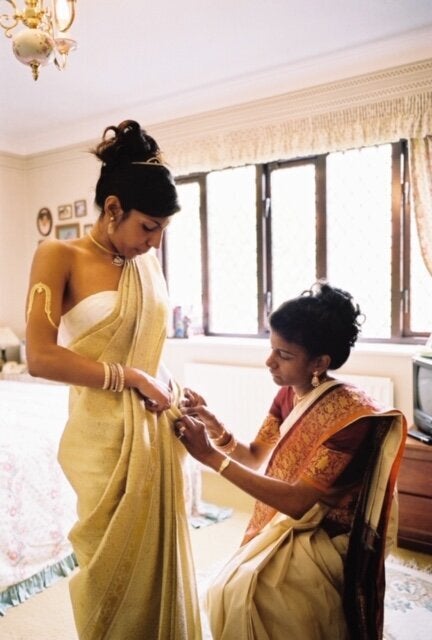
[{"xmin": 184, "ymin": 363, "xmax": 394, "ymax": 442}]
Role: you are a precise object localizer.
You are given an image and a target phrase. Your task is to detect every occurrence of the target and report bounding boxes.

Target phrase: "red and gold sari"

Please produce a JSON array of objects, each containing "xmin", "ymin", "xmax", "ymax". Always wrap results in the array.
[{"xmin": 206, "ymin": 380, "xmax": 406, "ymax": 640}]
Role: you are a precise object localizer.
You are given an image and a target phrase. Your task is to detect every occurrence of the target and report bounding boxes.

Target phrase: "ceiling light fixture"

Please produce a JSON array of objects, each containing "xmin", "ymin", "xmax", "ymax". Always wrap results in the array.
[{"xmin": 0, "ymin": 0, "xmax": 77, "ymax": 80}]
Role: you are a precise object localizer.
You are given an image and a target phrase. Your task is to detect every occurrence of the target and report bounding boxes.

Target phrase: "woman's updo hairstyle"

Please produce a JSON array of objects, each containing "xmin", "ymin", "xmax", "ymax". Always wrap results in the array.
[
  {"xmin": 92, "ymin": 120, "xmax": 180, "ymax": 218},
  {"xmin": 269, "ymin": 282, "xmax": 363, "ymax": 370}
]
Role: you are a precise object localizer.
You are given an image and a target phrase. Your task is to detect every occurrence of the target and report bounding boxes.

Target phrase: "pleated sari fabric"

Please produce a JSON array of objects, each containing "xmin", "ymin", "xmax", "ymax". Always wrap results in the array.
[
  {"xmin": 206, "ymin": 381, "xmax": 406, "ymax": 640},
  {"xmin": 58, "ymin": 255, "xmax": 202, "ymax": 640}
]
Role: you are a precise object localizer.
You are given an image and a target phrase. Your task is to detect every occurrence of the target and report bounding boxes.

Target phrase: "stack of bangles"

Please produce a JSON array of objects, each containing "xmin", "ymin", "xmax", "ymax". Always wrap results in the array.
[
  {"xmin": 210, "ymin": 426, "xmax": 238, "ymax": 455},
  {"xmin": 101, "ymin": 362, "xmax": 125, "ymax": 393}
]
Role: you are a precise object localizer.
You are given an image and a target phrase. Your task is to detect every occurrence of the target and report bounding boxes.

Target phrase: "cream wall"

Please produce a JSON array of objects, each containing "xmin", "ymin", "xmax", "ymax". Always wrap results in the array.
[
  {"xmin": 0, "ymin": 153, "xmax": 30, "ymax": 333},
  {"xmin": 4, "ymin": 145, "xmax": 100, "ymax": 337}
]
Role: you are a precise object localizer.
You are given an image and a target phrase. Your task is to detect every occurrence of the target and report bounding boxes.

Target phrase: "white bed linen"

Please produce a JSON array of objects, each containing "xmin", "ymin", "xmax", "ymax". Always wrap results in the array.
[{"xmin": 0, "ymin": 380, "xmax": 76, "ymax": 592}]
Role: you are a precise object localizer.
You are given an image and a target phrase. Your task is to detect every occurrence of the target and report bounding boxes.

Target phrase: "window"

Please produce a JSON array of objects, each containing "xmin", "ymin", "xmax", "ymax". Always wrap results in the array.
[{"xmin": 163, "ymin": 140, "xmax": 431, "ymax": 342}]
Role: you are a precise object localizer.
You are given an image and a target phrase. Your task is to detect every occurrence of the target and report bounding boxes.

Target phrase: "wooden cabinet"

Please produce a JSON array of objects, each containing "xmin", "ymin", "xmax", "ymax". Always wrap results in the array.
[{"xmin": 397, "ymin": 433, "xmax": 432, "ymax": 554}]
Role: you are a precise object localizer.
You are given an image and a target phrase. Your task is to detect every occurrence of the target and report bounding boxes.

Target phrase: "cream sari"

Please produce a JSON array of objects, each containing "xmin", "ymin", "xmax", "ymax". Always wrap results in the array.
[
  {"xmin": 58, "ymin": 255, "xmax": 202, "ymax": 640},
  {"xmin": 206, "ymin": 381, "xmax": 406, "ymax": 640}
]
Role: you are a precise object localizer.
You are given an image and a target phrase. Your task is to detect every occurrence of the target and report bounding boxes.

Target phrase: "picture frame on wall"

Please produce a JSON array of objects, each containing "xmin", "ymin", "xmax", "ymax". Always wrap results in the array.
[
  {"xmin": 74, "ymin": 199, "xmax": 87, "ymax": 218},
  {"xmin": 58, "ymin": 204, "xmax": 73, "ymax": 220},
  {"xmin": 36, "ymin": 207, "xmax": 53, "ymax": 237},
  {"xmin": 55, "ymin": 223, "xmax": 80, "ymax": 240},
  {"xmin": 83, "ymin": 223, "xmax": 93, "ymax": 235}
]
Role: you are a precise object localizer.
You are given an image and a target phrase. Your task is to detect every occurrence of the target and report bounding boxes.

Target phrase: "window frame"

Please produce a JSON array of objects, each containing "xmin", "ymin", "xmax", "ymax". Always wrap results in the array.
[{"xmin": 167, "ymin": 140, "xmax": 428, "ymax": 344}]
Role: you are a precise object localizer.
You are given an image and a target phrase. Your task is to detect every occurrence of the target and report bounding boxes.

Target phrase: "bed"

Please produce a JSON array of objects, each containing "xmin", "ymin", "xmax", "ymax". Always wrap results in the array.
[{"xmin": 0, "ymin": 379, "xmax": 77, "ymax": 615}]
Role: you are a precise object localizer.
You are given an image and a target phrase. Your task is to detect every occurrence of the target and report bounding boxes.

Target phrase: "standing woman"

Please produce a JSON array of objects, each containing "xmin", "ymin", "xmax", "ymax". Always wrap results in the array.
[
  {"xmin": 25, "ymin": 121, "xmax": 202, "ymax": 639},
  {"xmin": 177, "ymin": 283, "xmax": 406, "ymax": 640}
]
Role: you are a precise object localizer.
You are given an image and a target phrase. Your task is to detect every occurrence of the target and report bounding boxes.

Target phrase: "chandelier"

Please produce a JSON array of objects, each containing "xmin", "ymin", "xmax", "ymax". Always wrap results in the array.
[{"xmin": 0, "ymin": 1, "xmax": 77, "ymax": 80}]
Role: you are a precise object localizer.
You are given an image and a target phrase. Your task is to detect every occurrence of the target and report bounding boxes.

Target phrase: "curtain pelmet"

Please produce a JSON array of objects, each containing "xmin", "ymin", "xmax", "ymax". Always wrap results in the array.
[{"xmin": 152, "ymin": 59, "xmax": 432, "ymax": 175}]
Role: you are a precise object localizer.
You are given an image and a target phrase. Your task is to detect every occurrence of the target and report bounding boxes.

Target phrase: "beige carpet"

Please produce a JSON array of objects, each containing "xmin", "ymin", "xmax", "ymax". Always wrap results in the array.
[
  {"xmin": 1, "ymin": 510, "xmax": 431, "ymax": 640},
  {"xmin": 0, "ymin": 511, "xmax": 248, "ymax": 640}
]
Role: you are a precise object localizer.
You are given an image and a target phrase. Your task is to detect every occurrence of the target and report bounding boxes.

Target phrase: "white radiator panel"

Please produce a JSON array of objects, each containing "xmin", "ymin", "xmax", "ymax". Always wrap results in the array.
[{"xmin": 184, "ymin": 363, "xmax": 394, "ymax": 442}]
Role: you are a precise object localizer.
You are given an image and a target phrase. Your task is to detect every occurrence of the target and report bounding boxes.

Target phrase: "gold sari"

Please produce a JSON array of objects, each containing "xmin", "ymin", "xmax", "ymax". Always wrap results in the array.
[
  {"xmin": 58, "ymin": 255, "xmax": 202, "ymax": 640},
  {"xmin": 206, "ymin": 381, "xmax": 406, "ymax": 640}
]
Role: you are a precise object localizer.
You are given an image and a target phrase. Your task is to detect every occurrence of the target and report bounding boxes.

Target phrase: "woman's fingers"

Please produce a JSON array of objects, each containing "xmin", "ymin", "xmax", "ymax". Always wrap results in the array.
[{"xmin": 141, "ymin": 394, "xmax": 171, "ymax": 412}]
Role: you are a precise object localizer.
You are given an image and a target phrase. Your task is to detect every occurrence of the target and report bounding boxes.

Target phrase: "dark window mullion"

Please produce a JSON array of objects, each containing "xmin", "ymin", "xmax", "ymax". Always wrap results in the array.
[
  {"xmin": 256, "ymin": 165, "xmax": 268, "ymax": 335},
  {"xmin": 315, "ymin": 155, "xmax": 327, "ymax": 280},
  {"xmin": 390, "ymin": 141, "xmax": 404, "ymax": 338},
  {"xmin": 400, "ymin": 140, "xmax": 413, "ymax": 337}
]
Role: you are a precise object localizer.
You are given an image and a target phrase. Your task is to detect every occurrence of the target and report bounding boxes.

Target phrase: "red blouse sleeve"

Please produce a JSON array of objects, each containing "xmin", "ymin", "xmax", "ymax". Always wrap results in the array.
[{"xmin": 253, "ymin": 387, "xmax": 294, "ymax": 445}]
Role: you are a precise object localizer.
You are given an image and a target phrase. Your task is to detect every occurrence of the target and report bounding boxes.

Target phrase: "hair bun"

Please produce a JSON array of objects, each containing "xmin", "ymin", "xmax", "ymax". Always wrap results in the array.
[{"xmin": 93, "ymin": 119, "xmax": 161, "ymax": 170}]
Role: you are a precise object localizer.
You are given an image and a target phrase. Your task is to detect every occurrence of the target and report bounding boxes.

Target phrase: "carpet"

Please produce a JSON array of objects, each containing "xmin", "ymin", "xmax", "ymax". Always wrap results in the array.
[
  {"xmin": 384, "ymin": 557, "xmax": 432, "ymax": 640},
  {"xmin": 196, "ymin": 556, "xmax": 432, "ymax": 640}
]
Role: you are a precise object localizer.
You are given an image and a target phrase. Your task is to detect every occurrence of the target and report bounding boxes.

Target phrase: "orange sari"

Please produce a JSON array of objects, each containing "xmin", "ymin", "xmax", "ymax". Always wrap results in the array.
[{"xmin": 206, "ymin": 380, "xmax": 406, "ymax": 640}]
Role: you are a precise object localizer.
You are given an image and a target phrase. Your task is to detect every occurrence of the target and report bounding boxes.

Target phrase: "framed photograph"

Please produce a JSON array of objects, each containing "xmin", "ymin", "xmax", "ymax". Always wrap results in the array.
[
  {"xmin": 83, "ymin": 223, "xmax": 93, "ymax": 235},
  {"xmin": 36, "ymin": 207, "xmax": 53, "ymax": 236},
  {"xmin": 74, "ymin": 199, "xmax": 87, "ymax": 218},
  {"xmin": 58, "ymin": 204, "xmax": 73, "ymax": 220},
  {"xmin": 55, "ymin": 223, "xmax": 80, "ymax": 240}
]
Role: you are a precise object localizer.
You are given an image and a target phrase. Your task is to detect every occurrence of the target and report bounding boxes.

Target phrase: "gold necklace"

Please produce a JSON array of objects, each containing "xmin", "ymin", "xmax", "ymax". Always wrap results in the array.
[
  {"xmin": 293, "ymin": 388, "xmax": 313, "ymax": 405},
  {"xmin": 88, "ymin": 231, "xmax": 125, "ymax": 267}
]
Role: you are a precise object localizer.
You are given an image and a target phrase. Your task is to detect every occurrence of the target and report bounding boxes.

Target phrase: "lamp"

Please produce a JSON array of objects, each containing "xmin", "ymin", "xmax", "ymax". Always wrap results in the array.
[
  {"xmin": 0, "ymin": 0, "xmax": 77, "ymax": 80},
  {"xmin": 0, "ymin": 326, "xmax": 21, "ymax": 370}
]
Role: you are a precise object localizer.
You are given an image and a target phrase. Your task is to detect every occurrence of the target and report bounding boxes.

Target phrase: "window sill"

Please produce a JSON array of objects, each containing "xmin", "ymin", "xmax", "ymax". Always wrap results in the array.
[{"xmin": 166, "ymin": 336, "xmax": 420, "ymax": 358}]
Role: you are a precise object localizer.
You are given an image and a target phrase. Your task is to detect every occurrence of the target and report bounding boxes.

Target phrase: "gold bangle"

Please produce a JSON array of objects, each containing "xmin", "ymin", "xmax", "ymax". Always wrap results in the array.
[
  {"xmin": 102, "ymin": 362, "xmax": 111, "ymax": 390},
  {"xmin": 109, "ymin": 363, "xmax": 118, "ymax": 391},
  {"xmin": 216, "ymin": 434, "xmax": 238, "ymax": 455},
  {"xmin": 210, "ymin": 426, "xmax": 228, "ymax": 444},
  {"xmin": 218, "ymin": 457, "xmax": 231, "ymax": 475},
  {"xmin": 115, "ymin": 363, "xmax": 125, "ymax": 393}
]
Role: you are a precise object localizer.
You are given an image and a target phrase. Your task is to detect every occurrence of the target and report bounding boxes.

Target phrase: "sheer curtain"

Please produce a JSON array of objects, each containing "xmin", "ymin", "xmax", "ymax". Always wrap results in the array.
[{"xmin": 409, "ymin": 136, "xmax": 432, "ymax": 276}]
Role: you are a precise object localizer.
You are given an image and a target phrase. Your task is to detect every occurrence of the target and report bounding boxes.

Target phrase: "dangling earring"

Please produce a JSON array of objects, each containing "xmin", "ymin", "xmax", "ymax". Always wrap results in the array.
[
  {"xmin": 311, "ymin": 371, "xmax": 320, "ymax": 388},
  {"xmin": 107, "ymin": 215, "xmax": 115, "ymax": 235}
]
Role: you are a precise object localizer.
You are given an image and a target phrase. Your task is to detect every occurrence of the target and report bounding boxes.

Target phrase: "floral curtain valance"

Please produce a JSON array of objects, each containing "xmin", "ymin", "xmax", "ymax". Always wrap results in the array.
[{"xmin": 153, "ymin": 59, "xmax": 432, "ymax": 175}]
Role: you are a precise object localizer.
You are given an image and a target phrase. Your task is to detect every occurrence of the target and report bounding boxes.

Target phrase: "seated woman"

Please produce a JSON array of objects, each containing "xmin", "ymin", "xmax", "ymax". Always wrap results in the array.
[{"xmin": 175, "ymin": 282, "xmax": 406, "ymax": 640}]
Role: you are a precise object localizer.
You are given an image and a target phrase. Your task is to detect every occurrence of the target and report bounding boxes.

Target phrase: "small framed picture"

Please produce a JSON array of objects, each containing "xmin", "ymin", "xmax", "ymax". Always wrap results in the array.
[
  {"xmin": 36, "ymin": 207, "xmax": 53, "ymax": 236},
  {"xmin": 58, "ymin": 204, "xmax": 73, "ymax": 220},
  {"xmin": 74, "ymin": 199, "xmax": 87, "ymax": 218},
  {"xmin": 83, "ymin": 223, "xmax": 93, "ymax": 235},
  {"xmin": 55, "ymin": 223, "xmax": 80, "ymax": 240}
]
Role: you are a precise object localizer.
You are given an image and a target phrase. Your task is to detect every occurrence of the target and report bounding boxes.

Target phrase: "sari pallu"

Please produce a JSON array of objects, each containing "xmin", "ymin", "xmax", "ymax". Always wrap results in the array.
[
  {"xmin": 58, "ymin": 255, "xmax": 202, "ymax": 640},
  {"xmin": 206, "ymin": 381, "xmax": 406, "ymax": 640}
]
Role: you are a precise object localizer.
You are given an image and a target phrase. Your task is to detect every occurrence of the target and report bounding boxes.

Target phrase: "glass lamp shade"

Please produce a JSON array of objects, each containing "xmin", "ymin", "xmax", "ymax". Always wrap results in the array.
[{"xmin": 12, "ymin": 29, "xmax": 56, "ymax": 79}]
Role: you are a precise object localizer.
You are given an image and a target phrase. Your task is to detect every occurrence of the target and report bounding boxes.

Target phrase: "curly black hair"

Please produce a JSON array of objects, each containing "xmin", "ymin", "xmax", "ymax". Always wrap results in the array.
[
  {"xmin": 92, "ymin": 120, "xmax": 180, "ymax": 218},
  {"xmin": 269, "ymin": 282, "xmax": 364, "ymax": 370}
]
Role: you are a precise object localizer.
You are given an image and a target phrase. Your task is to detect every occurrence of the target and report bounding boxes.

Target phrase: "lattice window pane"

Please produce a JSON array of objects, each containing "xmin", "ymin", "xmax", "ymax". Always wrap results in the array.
[
  {"xmin": 327, "ymin": 145, "xmax": 392, "ymax": 339},
  {"xmin": 411, "ymin": 214, "xmax": 432, "ymax": 333},
  {"xmin": 271, "ymin": 164, "xmax": 317, "ymax": 309},
  {"xmin": 164, "ymin": 181, "xmax": 203, "ymax": 334},
  {"xmin": 207, "ymin": 166, "xmax": 257, "ymax": 333}
]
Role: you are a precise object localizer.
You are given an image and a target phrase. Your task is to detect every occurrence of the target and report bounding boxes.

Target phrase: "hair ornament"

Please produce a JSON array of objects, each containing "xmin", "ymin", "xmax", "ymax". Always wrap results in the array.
[{"xmin": 131, "ymin": 156, "xmax": 167, "ymax": 167}]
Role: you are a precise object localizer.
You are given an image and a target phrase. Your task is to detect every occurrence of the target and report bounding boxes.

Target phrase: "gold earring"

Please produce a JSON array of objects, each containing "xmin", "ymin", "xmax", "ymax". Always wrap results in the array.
[
  {"xmin": 108, "ymin": 215, "xmax": 115, "ymax": 235},
  {"xmin": 311, "ymin": 371, "xmax": 320, "ymax": 388}
]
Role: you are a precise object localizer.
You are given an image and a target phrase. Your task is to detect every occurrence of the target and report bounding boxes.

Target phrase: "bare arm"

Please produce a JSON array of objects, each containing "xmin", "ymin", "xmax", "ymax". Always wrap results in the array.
[
  {"xmin": 175, "ymin": 413, "xmax": 326, "ymax": 519},
  {"xmin": 25, "ymin": 240, "xmax": 171, "ymax": 407},
  {"xmin": 180, "ymin": 402, "xmax": 273, "ymax": 470}
]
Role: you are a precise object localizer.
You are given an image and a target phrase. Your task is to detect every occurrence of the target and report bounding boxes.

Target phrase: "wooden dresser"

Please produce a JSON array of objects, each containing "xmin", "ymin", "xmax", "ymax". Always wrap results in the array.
[{"xmin": 397, "ymin": 433, "xmax": 432, "ymax": 554}]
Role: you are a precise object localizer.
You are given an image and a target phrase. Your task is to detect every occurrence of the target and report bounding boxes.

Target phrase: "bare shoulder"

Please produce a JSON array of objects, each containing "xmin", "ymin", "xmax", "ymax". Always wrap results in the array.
[{"xmin": 30, "ymin": 237, "xmax": 83, "ymax": 280}]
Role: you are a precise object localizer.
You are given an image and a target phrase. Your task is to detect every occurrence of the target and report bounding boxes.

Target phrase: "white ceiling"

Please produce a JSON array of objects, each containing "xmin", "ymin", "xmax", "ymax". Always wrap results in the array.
[{"xmin": 1, "ymin": 0, "xmax": 432, "ymax": 155}]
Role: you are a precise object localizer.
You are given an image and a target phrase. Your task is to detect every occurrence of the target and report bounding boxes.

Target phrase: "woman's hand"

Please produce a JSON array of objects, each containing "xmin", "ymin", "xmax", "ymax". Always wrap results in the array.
[
  {"xmin": 127, "ymin": 368, "xmax": 173, "ymax": 412},
  {"xmin": 180, "ymin": 404, "xmax": 226, "ymax": 440},
  {"xmin": 174, "ymin": 415, "xmax": 218, "ymax": 466},
  {"xmin": 180, "ymin": 387, "xmax": 207, "ymax": 408}
]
